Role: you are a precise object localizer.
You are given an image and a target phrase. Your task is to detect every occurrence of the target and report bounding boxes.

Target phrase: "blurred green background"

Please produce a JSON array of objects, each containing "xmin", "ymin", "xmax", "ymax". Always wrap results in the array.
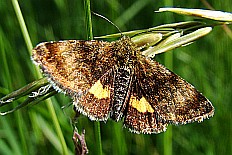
[{"xmin": 0, "ymin": 0, "xmax": 231, "ymax": 155}]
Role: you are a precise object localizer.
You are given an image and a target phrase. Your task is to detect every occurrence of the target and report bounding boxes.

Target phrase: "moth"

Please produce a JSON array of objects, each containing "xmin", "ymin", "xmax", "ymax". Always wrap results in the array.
[{"xmin": 32, "ymin": 36, "xmax": 214, "ymax": 134}]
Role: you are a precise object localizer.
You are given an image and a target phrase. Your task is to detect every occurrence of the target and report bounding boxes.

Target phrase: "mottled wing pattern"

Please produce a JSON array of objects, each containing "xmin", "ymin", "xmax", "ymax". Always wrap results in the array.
[
  {"xmin": 136, "ymin": 58, "xmax": 214, "ymax": 128},
  {"xmin": 124, "ymin": 80, "xmax": 168, "ymax": 134},
  {"xmin": 73, "ymin": 68, "xmax": 114, "ymax": 121},
  {"xmin": 124, "ymin": 57, "xmax": 214, "ymax": 134},
  {"xmin": 32, "ymin": 40, "xmax": 116, "ymax": 97}
]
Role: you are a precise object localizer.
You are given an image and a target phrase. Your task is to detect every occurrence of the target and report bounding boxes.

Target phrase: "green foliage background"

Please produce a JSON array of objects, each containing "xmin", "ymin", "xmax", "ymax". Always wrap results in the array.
[{"xmin": 0, "ymin": 0, "xmax": 231, "ymax": 155}]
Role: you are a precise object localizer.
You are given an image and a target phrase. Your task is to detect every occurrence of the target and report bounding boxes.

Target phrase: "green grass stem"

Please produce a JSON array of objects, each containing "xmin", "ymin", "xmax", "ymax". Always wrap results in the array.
[
  {"xmin": 84, "ymin": 0, "xmax": 102, "ymax": 155},
  {"xmin": 163, "ymin": 0, "xmax": 173, "ymax": 155},
  {"xmin": 11, "ymin": 0, "xmax": 69, "ymax": 154}
]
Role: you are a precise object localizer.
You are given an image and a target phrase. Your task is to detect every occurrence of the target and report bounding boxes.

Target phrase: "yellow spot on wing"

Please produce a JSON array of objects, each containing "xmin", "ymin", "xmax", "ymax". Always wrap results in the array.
[
  {"xmin": 130, "ymin": 96, "xmax": 154, "ymax": 113},
  {"xmin": 89, "ymin": 80, "xmax": 110, "ymax": 99}
]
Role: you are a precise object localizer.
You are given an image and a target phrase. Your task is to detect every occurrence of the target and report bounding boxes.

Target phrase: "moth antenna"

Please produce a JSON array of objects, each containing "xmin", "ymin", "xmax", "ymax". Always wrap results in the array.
[{"xmin": 91, "ymin": 11, "xmax": 122, "ymax": 35}]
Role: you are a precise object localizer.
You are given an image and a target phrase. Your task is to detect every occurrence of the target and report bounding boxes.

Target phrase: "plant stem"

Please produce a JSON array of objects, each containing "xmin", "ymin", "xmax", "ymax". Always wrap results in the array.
[
  {"xmin": 11, "ymin": 0, "xmax": 69, "ymax": 154},
  {"xmin": 163, "ymin": 0, "xmax": 173, "ymax": 154},
  {"xmin": 84, "ymin": 0, "xmax": 103, "ymax": 155}
]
